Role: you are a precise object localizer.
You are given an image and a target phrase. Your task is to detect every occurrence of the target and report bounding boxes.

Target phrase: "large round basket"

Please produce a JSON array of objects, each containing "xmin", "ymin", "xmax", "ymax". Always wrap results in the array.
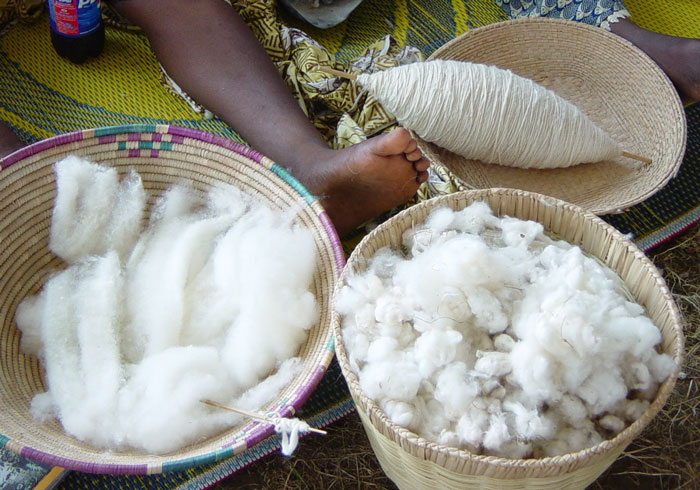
[
  {"xmin": 0, "ymin": 124, "xmax": 344, "ymax": 474},
  {"xmin": 332, "ymin": 188, "xmax": 684, "ymax": 489},
  {"xmin": 416, "ymin": 18, "xmax": 686, "ymax": 215}
]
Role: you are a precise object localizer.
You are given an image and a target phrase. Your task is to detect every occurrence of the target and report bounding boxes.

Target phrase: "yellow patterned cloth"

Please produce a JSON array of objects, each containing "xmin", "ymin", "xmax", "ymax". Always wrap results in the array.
[{"xmin": 229, "ymin": 0, "xmax": 484, "ymax": 206}]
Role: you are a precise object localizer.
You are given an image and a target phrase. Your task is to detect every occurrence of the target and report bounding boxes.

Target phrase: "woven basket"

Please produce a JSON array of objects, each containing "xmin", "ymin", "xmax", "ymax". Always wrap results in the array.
[
  {"xmin": 416, "ymin": 18, "xmax": 686, "ymax": 215},
  {"xmin": 0, "ymin": 124, "xmax": 344, "ymax": 474},
  {"xmin": 332, "ymin": 188, "xmax": 684, "ymax": 489}
]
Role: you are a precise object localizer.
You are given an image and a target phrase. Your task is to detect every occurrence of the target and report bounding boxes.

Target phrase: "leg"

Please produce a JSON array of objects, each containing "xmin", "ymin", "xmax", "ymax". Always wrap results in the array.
[
  {"xmin": 610, "ymin": 18, "xmax": 700, "ymax": 104},
  {"xmin": 0, "ymin": 120, "xmax": 22, "ymax": 159},
  {"xmin": 112, "ymin": 0, "xmax": 428, "ymax": 237},
  {"xmin": 493, "ymin": 0, "xmax": 700, "ymax": 104}
]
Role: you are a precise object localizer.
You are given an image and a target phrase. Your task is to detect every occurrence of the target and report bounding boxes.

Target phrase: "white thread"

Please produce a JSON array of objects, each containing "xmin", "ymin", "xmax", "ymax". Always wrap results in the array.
[
  {"xmin": 273, "ymin": 417, "xmax": 311, "ymax": 456},
  {"xmin": 357, "ymin": 60, "xmax": 622, "ymax": 169}
]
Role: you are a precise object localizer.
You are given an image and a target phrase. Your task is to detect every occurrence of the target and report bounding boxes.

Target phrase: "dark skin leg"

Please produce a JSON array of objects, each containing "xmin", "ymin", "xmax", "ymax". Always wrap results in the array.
[
  {"xmin": 610, "ymin": 18, "xmax": 700, "ymax": 104},
  {"xmin": 0, "ymin": 120, "xmax": 22, "ymax": 159},
  {"xmin": 112, "ymin": 0, "xmax": 429, "ymax": 237}
]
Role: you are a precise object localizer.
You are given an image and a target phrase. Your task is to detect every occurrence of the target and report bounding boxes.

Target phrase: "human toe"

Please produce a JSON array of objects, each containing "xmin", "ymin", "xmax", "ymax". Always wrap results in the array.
[
  {"xmin": 413, "ymin": 158, "xmax": 429, "ymax": 172},
  {"xmin": 405, "ymin": 148, "xmax": 423, "ymax": 161}
]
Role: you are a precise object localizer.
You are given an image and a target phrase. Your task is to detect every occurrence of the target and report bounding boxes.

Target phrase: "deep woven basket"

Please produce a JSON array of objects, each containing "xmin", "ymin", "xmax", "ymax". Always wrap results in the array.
[
  {"xmin": 332, "ymin": 188, "xmax": 684, "ymax": 489},
  {"xmin": 0, "ymin": 124, "xmax": 345, "ymax": 474},
  {"xmin": 417, "ymin": 18, "xmax": 686, "ymax": 215}
]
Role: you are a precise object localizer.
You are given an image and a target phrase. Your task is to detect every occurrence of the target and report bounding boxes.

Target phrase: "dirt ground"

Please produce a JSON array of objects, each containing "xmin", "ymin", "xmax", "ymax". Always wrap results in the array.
[{"xmin": 214, "ymin": 221, "xmax": 700, "ymax": 490}]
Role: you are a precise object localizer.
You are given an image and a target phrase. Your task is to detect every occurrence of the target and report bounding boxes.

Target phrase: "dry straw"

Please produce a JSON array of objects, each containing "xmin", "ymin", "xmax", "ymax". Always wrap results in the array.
[
  {"xmin": 417, "ymin": 18, "xmax": 686, "ymax": 215},
  {"xmin": 332, "ymin": 188, "xmax": 684, "ymax": 490},
  {"xmin": 0, "ymin": 124, "xmax": 344, "ymax": 474}
]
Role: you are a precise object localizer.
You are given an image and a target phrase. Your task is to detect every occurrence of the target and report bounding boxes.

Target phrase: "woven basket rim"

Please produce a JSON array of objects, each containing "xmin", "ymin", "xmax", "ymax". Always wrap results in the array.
[
  {"xmin": 0, "ymin": 124, "xmax": 345, "ymax": 474},
  {"xmin": 332, "ymin": 187, "xmax": 684, "ymax": 475},
  {"xmin": 419, "ymin": 17, "xmax": 687, "ymax": 215}
]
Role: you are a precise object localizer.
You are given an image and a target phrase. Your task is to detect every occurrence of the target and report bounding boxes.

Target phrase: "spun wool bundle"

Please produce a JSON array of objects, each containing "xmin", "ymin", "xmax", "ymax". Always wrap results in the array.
[{"xmin": 355, "ymin": 60, "xmax": 623, "ymax": 169}]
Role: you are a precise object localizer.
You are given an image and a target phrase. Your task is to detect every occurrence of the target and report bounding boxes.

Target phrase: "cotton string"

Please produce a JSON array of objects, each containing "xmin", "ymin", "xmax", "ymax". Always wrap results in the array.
[
  {"xmin": 356, "ymin": 60, "xmax": 623, "ymax": 169},
  {"xmin": 274, "ymin": 417, "xmax": 312, "ymax": 456},
  {"xmin": 200, "ymin": 399, "xmax": 323, "ymax": 456}
]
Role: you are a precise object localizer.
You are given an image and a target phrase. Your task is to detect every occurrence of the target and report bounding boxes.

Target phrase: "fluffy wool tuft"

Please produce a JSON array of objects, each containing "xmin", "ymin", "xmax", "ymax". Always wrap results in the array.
[
  {"xmin": 15, "ymin": 157, "xmax": 317, "ymax": 453},
  {"xmin": 337, "ymin": 202, "xmax": 675, "ymax": 458}
]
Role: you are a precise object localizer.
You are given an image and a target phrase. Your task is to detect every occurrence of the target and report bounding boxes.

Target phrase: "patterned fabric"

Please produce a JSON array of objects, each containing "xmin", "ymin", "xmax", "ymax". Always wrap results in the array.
[
  {"xmin": 231, "ymin": 0, "xmax": 470, "ymax": 206},
  {"xmin": 495, "ymin": 0, "xmax": 628, "ymax": 29}
]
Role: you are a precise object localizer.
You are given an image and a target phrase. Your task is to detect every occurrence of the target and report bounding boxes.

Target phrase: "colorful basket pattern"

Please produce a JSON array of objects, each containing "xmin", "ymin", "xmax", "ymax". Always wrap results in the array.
[{"xmin": 0, "ymin": 124, "xmax": 345, "ymax": 474}]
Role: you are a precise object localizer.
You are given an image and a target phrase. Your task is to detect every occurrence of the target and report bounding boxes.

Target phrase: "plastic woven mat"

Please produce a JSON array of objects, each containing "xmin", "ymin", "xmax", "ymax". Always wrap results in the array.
[{"xmin": 0, "ymin": 0, "xmax": 698, "ymax": 488}]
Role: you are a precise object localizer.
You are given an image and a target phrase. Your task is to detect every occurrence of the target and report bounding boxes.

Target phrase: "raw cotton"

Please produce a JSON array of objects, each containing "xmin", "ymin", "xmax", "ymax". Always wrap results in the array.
[
  {"xmin": 356, "ymin": 60, "xmax": 622, "ymax": 169},
  {"xmin": 15, "ymin": 156, "xmax": 319, "ymax": 454},
  {"xmin": 336, "ymin": 201, "xmax": 675, "ymax": 459}
]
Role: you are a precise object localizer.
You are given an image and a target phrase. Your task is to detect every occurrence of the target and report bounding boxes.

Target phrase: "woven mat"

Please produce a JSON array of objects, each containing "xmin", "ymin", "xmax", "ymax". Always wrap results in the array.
[{"xmin": 0, "ymin": 1, "xmax": 698, "ymax": 489}]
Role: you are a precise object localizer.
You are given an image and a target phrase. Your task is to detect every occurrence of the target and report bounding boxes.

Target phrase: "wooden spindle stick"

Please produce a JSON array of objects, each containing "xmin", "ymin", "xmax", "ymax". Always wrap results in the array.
[
  {"xmin": 621, "ymin": 151, "xmax": 652, "ymax": 164},
  {"xmin": 201, "ymin": 399, "xmax": 327, "ymax": 435},
  {"xmin": 317, "ymin": 66, "xmax": 356, "ymax": 80}
]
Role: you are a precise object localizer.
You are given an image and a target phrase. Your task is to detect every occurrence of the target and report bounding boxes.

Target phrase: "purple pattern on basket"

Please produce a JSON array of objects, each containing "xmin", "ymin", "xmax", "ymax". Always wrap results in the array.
[
  {"xmin": 1, "ymin": 131, "xmax": 84, "ymax": 169},
  {"xmin": 167, "ymin": 126, "xmax": 265, "ymax": 164},
  {"xmin": 318, "ymin": 211, "xmax": 345, "ymax": 270},
  {"xmin": 20, "ymin": 446, "xmax": 149, "ymax": 475},
  {"xmin": 98, "ymin": 135, "xmax": 117, "ymax": 144},
  {"xmin": 169, "ymin": 134, "xmax": 184, "ymax": 145}
]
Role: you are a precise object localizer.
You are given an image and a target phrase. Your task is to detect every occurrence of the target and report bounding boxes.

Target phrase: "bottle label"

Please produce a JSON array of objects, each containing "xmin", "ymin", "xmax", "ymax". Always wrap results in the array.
[{"xmin": 48, "ymin": 0, "xmax": 101, "ymax": 37}]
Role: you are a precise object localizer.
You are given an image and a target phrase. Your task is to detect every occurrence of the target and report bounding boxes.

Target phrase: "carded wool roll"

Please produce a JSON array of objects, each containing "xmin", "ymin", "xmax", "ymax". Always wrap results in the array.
[{"xmin": 356, "ymin": 60, "xmax": 623, "ymax": 169}]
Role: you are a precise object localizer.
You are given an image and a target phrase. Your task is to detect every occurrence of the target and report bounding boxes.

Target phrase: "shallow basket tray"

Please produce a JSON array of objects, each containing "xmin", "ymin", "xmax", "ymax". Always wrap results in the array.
[
  {"xmin": 0, "ymin": 124, "xmax": 345, "ymax": 474},
  {"xmin": 416, "ymin": 18, "xmax": 686, "ymax": 215},
  {"xmin": 332, "ymin": 188, "xmax": 684, "ymax": 490}
]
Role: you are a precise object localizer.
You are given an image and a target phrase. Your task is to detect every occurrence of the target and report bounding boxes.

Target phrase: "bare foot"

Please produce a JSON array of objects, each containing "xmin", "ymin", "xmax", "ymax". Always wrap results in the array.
[
  {"xmin": 291, "ymin": 127, "xmax": 429, "ymax": 237},
  {"xmin": 611, "ymin": 18, "xmax": 700, "ymax": 104},
  {"xmin": 0, "ymin": 121, "xmax": 22, "ymax": 160}
]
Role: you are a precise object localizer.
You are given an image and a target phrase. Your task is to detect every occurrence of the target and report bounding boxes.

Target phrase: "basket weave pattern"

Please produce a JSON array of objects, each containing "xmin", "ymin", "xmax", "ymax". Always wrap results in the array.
[
  {"xmin": 0, "ymin": 124, "xmax": 344, "ymax": 474},
  {"xmin": 418, "ymin": 18, "xmax": 686, "ymax": 215},
  {"xmin": 332, "ymin": 188, "xmax": 684, "ymax": 489}
]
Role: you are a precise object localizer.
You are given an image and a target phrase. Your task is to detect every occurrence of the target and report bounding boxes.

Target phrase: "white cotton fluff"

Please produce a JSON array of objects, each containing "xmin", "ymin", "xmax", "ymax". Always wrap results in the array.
[
  {"xmin": 503, "ymin": 400, "xmax": 556, "ymax": 441},
  {"xmin": 483, "ymin": 413, "xmax": 511, "ymax": 451},
  {"xmin": 49, "ymin": 156, "xmax": 146, "ymax": 263},
  {"xmin": 363, "ymin": 359, "xmax": 423, "ymax": 402},
  {"xmin": 493, "ymin": 333, "xmax": 515, "ymax": 353},
  {"xmin": 16, "ymin": 158, "xmax": 318, "ymax": 453},
  {"xmin": 337, "ymin": 201, "xmax": 674, "ymax": 459},
  {"xmin": 416, "ymin": 398, "xmax": 451, "ymax": 441},
  {"xmin": 434, "ymin": 363, "xmax": 480, "ymax": 418},
  {"xmin": 381, "ymin": 399, "xmax": 419, "ymax": 428},
  {"xmin": 474, "ymin": 350, "xmax": 512, "ymax": 377},
  {"xmin": 456, "ymin": 406, "xmax": 489, "ymax": 447},
  {"xmin": 414, "ymin": 329, "xmax": 462, "ymax": 378},
  {"xmin": 599, "ymin": 414, "xmax": 626, "ymax": 434},
  {"xmin": 15, "ymin": 294, "xmax": 46, "ymax": 360}
]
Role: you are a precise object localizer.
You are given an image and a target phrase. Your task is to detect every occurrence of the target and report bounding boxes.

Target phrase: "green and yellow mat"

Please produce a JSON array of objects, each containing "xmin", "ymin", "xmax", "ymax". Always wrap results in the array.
[{"xmin": 1, "ymin": 0, "xmax": 698, "ymax": 488}]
